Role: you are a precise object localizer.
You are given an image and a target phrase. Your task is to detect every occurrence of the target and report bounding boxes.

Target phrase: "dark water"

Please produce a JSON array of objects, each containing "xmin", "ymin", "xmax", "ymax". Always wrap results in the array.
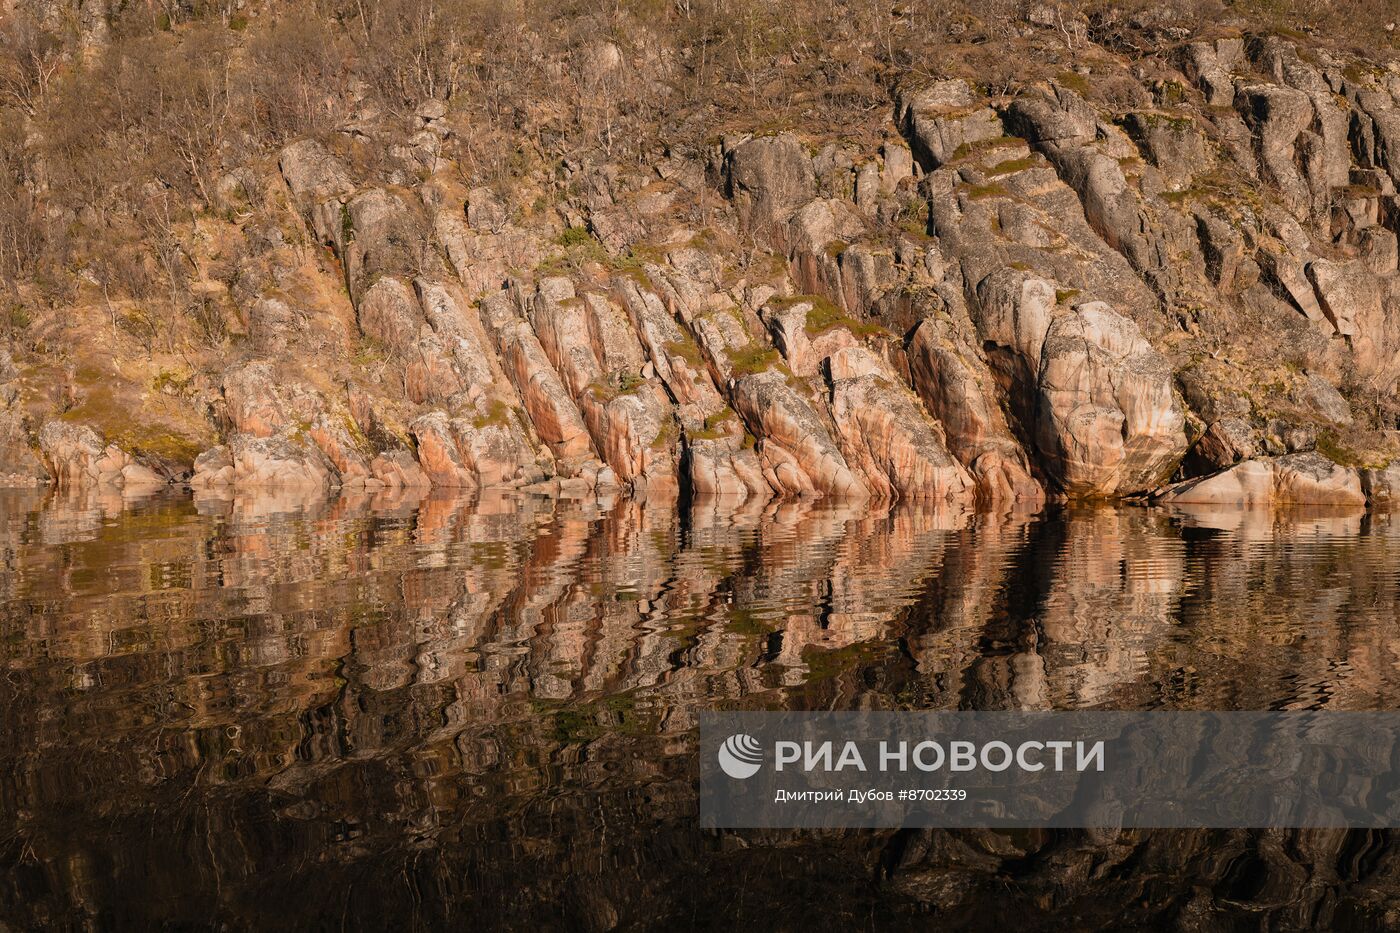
[{"xmin": 3, "ymin": 488, "xmax": 1400, "ymax": 930}]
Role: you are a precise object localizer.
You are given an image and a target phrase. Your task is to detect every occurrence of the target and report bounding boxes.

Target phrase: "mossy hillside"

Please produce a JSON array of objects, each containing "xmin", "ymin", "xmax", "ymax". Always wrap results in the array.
[{"xmin": 60, "ymin": 363, "xmax": 210, "ymax": 468}]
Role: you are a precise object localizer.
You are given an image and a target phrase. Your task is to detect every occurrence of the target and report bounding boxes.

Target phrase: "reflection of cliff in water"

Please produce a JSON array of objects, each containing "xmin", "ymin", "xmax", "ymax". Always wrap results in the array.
[{"xmin": 2, "ymin": 488, "xmax": 1400, "ymax": 929}]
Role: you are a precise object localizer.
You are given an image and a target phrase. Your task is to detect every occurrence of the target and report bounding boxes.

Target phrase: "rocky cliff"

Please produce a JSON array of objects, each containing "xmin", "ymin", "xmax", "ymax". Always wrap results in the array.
[{"xmin": 5, "ymin": 3, "xmax": 1400, "ymax": 509}]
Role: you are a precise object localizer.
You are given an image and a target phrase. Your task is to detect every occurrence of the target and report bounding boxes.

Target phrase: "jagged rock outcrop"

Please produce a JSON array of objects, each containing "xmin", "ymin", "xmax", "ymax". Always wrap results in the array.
[
  {"xmin": 729, "ymin": 369, "xmax": 867, "ymax": 498},
  {"xmin": 612, "ymin": 278, "xmax": 770, "ymax": 501},
  {"xmin": 825, "ymin": 347, "xmax": 974, "ymax": 500},
  {"xmin": 478, "ymin": 290, "xmax": 597, "ymax": 472},
  {"xmin": 758, "ymin": 297, "xmax": 858, "ymax": 378},
  {"xmin": 526, "ymin": 280, "xmax": 673, "ymax": 495},
  {"xmin": 408, "ymin": 409, "xmax": 548, "ymax": 490},
  {"xmin": 906, "ymin": 313, "xmax": 1043, "ymax": 502}
]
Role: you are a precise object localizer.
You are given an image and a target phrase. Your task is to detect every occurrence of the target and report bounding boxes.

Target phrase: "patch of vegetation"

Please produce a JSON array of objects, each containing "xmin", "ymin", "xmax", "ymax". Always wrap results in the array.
[
  {"xmin": 947, "ymin": 136, "xmax": 1023, "ymax": 162},
  {"xmin": 986, "ymin": 156, "xmax": 1037, "ymax": 176},
  {"xmin": 470, "ymin": 398, "xmax": 511, "ymax": 430},
  {"xmin": 556, "ymin": 225, "xmax": 593, "ymax": 248},
  {"xmin": 688, "ymin": 406, "xmax": 737, "ymax": 440},
  {"xmin": 727, "ymin": 341, "xmax": 783, "ymax": 376},
  {"xmin": 651, "ymin": 418, "xmax": 677, "ymax": 449},
  {"xmin": 1055, "ymin": 288, "xmax": 1080, "ymax": 305},
  {"xmin": 1056, "ymin": 71, "xmax": 1091, "ymax": 95},
  {"xmin": 61, "ymin": 380, "xmax": 205, "ymax": 467},
  {"xmin": 1316, "ymin": 431, "xmax": 1375, "ymax": 468},
  {"xmin": 768, "ymin": 294, "xmax": 887, "ymax": 340},
  {"xmin": 1157, "ymin": 81, "xmax": 1189, "ymax": 105},
  {"xmin": 1342, "ymin": 61, "xmax": 1380, "ymax": 85},
  {"xmin": 1339, "ymin": 183, "xmax": 1383, "ymax": 200},
  {"xmin": 896, "ymin": 198, "xmax": 931, "ymax": 239},
  {"xmin": 964, "ymin": 182, "xmax": 1009, "ymax": 200},
  {"xmin": 663, "ymin": 336, "xmax": 706, "ymax": 369}
]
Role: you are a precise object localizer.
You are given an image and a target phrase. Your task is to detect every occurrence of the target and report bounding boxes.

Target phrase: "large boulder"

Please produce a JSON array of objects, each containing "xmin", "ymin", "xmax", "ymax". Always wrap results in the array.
[
  {"xmin": 336, "ymin": 187, "xmax": 435, "ymax": 303},
  {"xmin": 1161, "ymin": 452, "xmax": 1364, "ymax": 507},
  {"xmin": 368, "ymin": 449, "xmax": 430, "ymax": 488},
  {"xmin": 357, "ymin": 276, "xmax": 424, "ymax": 354},
  {"xmin": 1122, "ymin": 112, "xmax": 1209, "ymax": 190},
  {"xmin": 278, "ymin": 139, "xmax": 353, "ymax": 201},
  {"xmin": 408, "ymin": 409, "xmax": 548, "ymax": 489},
  {"xmin": 409, "ymin": 411, "xmax": 475, "ymax": 488},
  {"xmin": 1035, "ymin": 303, "xmax": 1186, "ymax": 496},
  {"xmin": 222, "ymin": 362, "xmax": 292, "ymax": 438},
  {"xmin": 725, "ymin": 133, "xmax": 816, "ymax": 231},
  {"xmin": 189, "ymin": 434, "xmax": 339, "ymax": 492},
  {"xmin": 1361, "ymin": 463, "xmax": 1400, "ymax": 509},
  {"xmin": 1179, "ymin": 39, "xmax": 1244, "ymax": 108},
  {"xmin": 898, "ymin": 80, "xmax": 1006, "ymax": 167}
]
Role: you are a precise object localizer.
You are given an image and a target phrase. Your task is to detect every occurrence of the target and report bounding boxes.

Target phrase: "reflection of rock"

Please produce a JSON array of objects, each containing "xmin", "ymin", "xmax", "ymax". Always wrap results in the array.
[{"xmin": 6, "ymin": 487, "xmax": 1400, "ymax": 929}]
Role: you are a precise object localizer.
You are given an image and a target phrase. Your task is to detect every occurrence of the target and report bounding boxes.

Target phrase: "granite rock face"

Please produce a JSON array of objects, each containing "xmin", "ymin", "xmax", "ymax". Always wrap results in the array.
[{"xmin": 14, "ymin": 23, "xmax": 1400, "ymax": 512}]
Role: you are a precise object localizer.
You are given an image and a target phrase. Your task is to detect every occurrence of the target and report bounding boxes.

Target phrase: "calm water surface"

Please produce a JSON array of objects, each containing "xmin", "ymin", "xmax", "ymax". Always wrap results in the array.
[{"xmin": 3, "ymin": 488, "xmax": 1400, "ymax": 930}]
